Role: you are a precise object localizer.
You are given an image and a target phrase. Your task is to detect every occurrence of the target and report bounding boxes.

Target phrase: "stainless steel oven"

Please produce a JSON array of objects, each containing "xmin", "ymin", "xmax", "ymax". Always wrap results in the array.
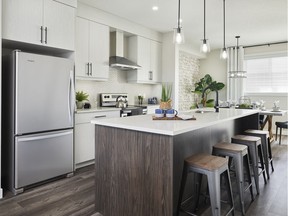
[{"xmin": 100, "ymin": 93, "xmax": 147, "ymax": 117}]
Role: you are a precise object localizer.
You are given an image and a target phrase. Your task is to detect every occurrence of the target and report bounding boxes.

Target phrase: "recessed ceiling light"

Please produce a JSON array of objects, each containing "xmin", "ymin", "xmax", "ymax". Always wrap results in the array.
[{"xmin": 152, "ymin": 6, "xmax": 159, "ymax": 11}]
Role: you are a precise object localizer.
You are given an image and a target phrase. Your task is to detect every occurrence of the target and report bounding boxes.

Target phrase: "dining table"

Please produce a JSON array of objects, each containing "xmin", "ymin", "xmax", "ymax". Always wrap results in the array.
[{"xmin": 259, "ymin": 109, "xmax": 287, "ymax": 142}]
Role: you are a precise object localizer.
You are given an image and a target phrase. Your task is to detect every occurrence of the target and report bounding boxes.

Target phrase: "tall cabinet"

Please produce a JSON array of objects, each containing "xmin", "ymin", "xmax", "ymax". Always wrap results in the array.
[
  {"xmin": 2, "ymin": 0, "xmax": 76, "ymax": 51},
  {"xmin": 127, "ymin": 36, "xmax": 162, "ymax": 84},
  {"xmin": 75, "ymin": 17, "xmax": 110, "ymax": 81}
]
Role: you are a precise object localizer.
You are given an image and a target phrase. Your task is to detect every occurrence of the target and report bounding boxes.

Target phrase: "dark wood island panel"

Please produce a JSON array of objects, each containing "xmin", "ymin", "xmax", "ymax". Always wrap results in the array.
[{"xmin": 94, "ymin": 113, "xmax": 259, "ymax": 216}]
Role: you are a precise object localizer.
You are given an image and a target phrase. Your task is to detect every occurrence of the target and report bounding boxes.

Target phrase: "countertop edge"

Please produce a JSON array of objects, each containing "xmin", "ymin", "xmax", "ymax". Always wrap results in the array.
[{"xmin": 91, "ymin": 109, "xmax": 260, "ymax": 136}]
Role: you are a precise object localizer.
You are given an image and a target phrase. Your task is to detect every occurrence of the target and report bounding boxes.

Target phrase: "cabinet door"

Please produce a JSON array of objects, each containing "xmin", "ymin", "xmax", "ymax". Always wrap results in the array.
[
  {"xmin": 137, "ymin": 37, "xmax": 151, "ymax": 82},
  {"xmin": 2, "ymin": 0, "xmax": 43, "ymax": 45},
  {"xmin": 89, "ymin": 21, "xmax": 109, "ymax": 80},
  {"xmin": 150, "ymin": 40, "xmax": 162, "ymax": 82},
  {"xmin": 74, "ymin": 123, "xmax": 95, "ymax": 164},
  {"xmin": 43, "ymin": 0, "xmax": 75, "ymax": 50},
  {"xmin": 75, "ymin": 17, "xmax": 90, "ymax": 77}
]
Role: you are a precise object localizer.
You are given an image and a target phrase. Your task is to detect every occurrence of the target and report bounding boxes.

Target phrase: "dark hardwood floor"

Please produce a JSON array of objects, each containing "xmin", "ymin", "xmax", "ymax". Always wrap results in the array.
[{"xmin": 0, "ymin": 136, "xmax": 287, "ymax": 216}]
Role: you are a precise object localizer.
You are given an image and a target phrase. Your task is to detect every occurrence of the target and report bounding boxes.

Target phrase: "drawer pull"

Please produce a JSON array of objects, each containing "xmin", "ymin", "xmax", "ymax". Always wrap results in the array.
[{"xmin": 94, "ymin": 115, "xmax": 106, "ymax": 118}]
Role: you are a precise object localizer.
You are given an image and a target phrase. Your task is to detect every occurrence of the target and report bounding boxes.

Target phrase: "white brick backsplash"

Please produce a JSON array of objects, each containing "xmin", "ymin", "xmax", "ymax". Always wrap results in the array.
[{"xmin": 178, "ymin": 51, "xmax": 200, "ymax": 111}]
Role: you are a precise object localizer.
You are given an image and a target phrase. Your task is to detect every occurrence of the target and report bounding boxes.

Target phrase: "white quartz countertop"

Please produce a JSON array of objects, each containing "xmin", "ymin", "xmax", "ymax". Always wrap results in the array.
[
  {"xmin": 75, "ymin": 107, "xmax": 121, "ymax": 114},
  {"xmin": 91, "ymin": 108, "xmax": 259, "ymax": 136}
]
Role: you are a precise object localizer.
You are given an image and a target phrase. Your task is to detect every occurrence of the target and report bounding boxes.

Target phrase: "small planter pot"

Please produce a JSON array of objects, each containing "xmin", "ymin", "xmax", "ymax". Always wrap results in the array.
[
  {"xmin": 76, "ymin": 101, "xmax": 84, "ymax": 109},
  {"xmin": 159, "ymin": 101, "xmax": 172, "ymax": 110}
]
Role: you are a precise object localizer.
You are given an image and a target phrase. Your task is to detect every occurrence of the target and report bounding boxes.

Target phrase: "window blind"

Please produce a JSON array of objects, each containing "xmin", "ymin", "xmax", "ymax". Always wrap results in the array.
[{"xmin": 244, "ymin": 55, "xmax": 288, "ymax": 93}]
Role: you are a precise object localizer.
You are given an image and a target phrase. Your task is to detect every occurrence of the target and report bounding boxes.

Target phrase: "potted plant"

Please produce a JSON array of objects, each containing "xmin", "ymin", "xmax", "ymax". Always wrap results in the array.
[
  {"xmin": 160, "ymin": 83, "xmax": 172, "ymax": 110},
  {"xmin": 192, "ymin": 74, "xmax": 225, "ymax": 107},
  {"xmin": 76, "ymin": 91, "xmax": 89, "ymax": 109}
]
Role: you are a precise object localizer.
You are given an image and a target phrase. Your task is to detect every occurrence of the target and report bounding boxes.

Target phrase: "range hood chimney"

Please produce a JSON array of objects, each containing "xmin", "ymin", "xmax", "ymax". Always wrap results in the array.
[{"xmin": 109, "ymin": 31, "xmax": 141, "ymax": 70}]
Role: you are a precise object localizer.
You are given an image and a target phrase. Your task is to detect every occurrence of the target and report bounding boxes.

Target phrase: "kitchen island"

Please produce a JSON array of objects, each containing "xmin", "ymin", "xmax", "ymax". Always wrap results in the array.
[{"xmin": 91, "ymin": 109, "xmax": 259, "ymax": 216}]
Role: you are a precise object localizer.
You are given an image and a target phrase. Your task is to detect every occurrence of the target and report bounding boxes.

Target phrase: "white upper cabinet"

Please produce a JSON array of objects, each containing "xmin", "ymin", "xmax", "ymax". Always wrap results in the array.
[
  {"xmin": 127, "ymin": 36, "xmax": 162, "ymax": 84},
  {"xmin": 2, "ymin": 0, "xmax": 75, "ymax": 51},
  {"xmin": 43, "ymin": 0, "xmax": 75, "ymax": 50},
  {"xmin": 75, "ymin": 17, "xmax": 109, "ymax": 81}
]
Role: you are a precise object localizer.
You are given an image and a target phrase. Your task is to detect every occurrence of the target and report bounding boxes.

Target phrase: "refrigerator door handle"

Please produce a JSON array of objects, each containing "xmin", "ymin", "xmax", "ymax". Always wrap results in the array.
[
  {"xmin": 68, "ymin": 70, "xmax": 75, "ymax": 124},
  {"xmin": 17, "ymin": 131, "xmax": 73, "ymax": 142}
]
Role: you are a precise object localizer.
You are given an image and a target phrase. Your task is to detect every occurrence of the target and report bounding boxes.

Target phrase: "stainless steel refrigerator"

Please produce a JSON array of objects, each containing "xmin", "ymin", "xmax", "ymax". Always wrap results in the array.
[{"xmin": 2, "ymin": 50, "xmax": 75, "ymax": 195}]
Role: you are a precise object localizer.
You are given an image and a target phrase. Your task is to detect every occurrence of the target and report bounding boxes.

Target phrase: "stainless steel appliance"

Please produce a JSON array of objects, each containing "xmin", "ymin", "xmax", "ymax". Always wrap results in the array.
[
  {"xmin": 100, "ymin": 93, "xmax": 147, "ymax": 117},
  {"xmin": 2, "ymin": 50, "xmax": 75, "ymax": 195}
]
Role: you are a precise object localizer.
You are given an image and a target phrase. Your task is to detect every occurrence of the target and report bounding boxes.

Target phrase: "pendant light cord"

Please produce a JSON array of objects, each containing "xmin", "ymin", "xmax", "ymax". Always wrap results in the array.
[
  {"xmin": 178, "ymin": 0, "xmax": 181, "ymax": 28},
  {"xmin": 223, "ymin": 0, "xmax": 226, "ymax": 48},
  {"xmin": 204, "ymin": 0, "xmax": 206, "ymax": 39},
  {"xmin": 236, "ymin": 36, "xmax": 240, "ymax": 71}
]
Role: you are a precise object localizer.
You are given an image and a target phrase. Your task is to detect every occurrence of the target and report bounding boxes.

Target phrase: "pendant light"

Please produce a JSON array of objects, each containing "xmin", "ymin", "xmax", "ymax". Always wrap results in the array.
[
  {"xmin": 173, "ymin": 0, "xmax": 184, "ymax": 44},
  {"xmin": 229, "ymin": 36, "xmax": 247, "ymax": 78},
  {"xmin": 200, "ymin": 0, "xmax": 210, "ymax": 53},
  {"xmin": 152, "ymin": 0, "xmax": 159, "ymax": 11},
  {"xmin": 220, "ymin": 0, "xmax": 228, "ymax": 59}
]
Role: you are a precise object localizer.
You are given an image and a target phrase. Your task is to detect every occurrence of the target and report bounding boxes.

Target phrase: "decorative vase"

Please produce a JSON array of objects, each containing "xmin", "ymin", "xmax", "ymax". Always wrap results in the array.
[
  {"xmin": 159, "ymin": 100, "xmax": 172, "ymax": 110},
  {"xmin": 76, "ymin": 101, "xmax": 84, "ymax": 109}
]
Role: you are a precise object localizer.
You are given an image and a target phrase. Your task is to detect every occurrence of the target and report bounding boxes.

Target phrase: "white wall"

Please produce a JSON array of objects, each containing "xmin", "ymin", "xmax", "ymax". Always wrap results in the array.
[
  {"xmin": 0, "ymin": 0, "xmax": 3, "ymax": 199},
  {"xmin": 199, "ymin": 49, "xmax": 227, "ymax": 101}
]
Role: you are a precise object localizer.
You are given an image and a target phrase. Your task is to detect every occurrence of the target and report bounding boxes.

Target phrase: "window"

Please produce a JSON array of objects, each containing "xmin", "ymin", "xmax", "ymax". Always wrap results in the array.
[{"xmin": 244, "ymin": 54, "xmax": 288, "ymax": 93}]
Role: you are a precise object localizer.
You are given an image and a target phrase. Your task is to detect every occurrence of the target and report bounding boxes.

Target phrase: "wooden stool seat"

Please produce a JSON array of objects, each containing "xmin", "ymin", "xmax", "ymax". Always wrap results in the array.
[
  {"xmin": 232, "ymin": 135, "xmax": 267, "ymax": 195},
  {"xmin": 214, "ymin": 142, "xmax": 248, "ymax": 155},
  {"xmin": 245, "ymin": 129, "xmax": 274, "ymax": 179},
  {"xmin": 213, "ymin": 142, "xmax": 254, "ymax": 215},
  {"xmin": 185, "ymin": 153, "xmax": 228, "ymax": 171},
  {"xmin": 177, "ymin": 153, "xmax": 234, "ymax": 216},
  {"xmin": 232, "ymin": 135, "xmax": 261, "ymax": 145}
]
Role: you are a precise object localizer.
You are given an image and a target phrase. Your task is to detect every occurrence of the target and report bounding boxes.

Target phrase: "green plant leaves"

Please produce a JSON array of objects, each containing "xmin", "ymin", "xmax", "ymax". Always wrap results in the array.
[
  {"xmin": 76, "ymin": 91, "xmax": 89, "ymax": 102},
  {"xmin": 161, "ymin": 83, "xmax": 172, "ymax": 102},
  {"xmin": 192, "ymin": 74, "xmax": 225, "ymax": 107}
]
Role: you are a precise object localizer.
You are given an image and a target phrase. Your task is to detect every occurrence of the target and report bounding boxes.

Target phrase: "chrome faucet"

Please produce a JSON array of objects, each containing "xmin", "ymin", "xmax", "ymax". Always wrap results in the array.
[{"xmin": 202, "ymin": 86, "xmax": 219, "ymax": 113}]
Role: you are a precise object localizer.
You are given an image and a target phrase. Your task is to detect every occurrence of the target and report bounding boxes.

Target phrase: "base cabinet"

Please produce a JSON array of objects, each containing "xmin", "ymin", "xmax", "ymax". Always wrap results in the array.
[{"xmin": 74, "ymin": 110, "xmax": 119, "ymax": 168}]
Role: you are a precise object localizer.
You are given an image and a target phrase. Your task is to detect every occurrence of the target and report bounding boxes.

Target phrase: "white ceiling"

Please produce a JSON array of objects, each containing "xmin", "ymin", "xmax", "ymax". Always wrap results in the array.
[{"xmin": 79, "ymin": 0, "xmax": 287, "ymax": 50}]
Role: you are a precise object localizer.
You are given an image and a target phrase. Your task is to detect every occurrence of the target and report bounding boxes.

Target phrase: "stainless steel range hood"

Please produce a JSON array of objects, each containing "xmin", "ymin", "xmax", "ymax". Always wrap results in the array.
[{"xmin": 109, "ymin": 31, "xmax": 141, "ymax": 70}]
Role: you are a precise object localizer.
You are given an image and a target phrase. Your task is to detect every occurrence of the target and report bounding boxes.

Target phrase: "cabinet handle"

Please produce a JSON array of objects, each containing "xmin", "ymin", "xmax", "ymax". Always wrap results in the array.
[
  {"xmin": 44, "ymin": 27, "xmax": 48, "ymax": 44},
  {"xmin": 149, "ymin": 71, "xmax": 153, "ymax": 80},
  {"xmin": 40, "ymin": 26, "xmax": 43, "ymax": 43},
  {"xmin": 94, "ymin": 115, "xmax": 106, "ymax": 118},
  {"xmin": 90, "ymin": 63, "xmax": 93, "ymax": 76},
  {"xmin": 87, "ymin": 63, "xmax": 90, "ymax": 76}
]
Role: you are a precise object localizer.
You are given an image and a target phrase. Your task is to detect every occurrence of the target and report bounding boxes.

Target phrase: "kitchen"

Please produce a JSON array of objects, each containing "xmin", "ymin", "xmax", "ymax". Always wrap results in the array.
[{"xmin": 0, "ymin": 0, "xmax": 287, "ymax": 216}]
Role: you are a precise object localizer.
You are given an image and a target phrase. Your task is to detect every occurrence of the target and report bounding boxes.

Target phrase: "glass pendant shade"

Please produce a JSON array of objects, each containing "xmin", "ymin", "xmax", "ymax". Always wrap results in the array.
[
  {"xmin": 220, "ymin": 47, "xmax": 228, "ymax": 59},
  {"xmin": 173, "ymin": 27, "xmax": 184, "ymax": 44},
  {"xmin": 200, "ymin": 39, "xmax": 210, "ymax": 53}
]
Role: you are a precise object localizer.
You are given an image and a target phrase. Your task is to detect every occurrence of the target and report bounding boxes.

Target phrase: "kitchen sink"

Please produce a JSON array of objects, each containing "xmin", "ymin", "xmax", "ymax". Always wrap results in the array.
[{"xmin": 195, "ymin": 110, "xmax": 215, "ymax": 114}]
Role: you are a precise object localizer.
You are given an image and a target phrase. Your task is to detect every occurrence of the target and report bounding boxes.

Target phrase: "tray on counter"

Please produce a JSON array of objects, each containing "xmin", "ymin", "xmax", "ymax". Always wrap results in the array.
[{"xmin": 152, "ymin": 115, "xmax": 196, "ymax": 121}]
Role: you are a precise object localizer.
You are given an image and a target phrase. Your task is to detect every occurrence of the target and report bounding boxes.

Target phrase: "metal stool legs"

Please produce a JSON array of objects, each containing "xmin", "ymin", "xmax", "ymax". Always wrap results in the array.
[
  {"xmin": 232, "ymin": 135, "xmax": 267, "ymax": 195},
  {"xmin": 245, "ymin": 130, "xmax": 274, "ymax": 179},
  {"xmin": 177, "ymin": 154, "xmax": 235, "ymax": 216},
  {"xmin": 213, "ymin": 143, "xmax": 254, "ymax": 215}
]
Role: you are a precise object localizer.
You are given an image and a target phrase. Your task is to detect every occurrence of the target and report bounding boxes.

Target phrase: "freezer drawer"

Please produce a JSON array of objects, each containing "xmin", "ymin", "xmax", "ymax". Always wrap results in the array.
[{"xmin": 14, "ymin": 130, "xmax": 73, "ymax": 189}]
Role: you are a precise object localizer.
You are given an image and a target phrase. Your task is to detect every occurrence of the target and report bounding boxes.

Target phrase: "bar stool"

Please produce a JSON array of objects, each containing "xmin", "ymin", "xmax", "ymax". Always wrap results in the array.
[
  {"xmin": 177, "ymin": 153, "xmax": 234, "ymax": 216},
  {"xmin": 213, "ymin": 142, "xmax": 254, "ymax": 216},
  {"xmin": 231, "ymin": 135, "xmax": 267, "ymax": 195},
  {"xmin": 244, "ymin": 129, "xmax": 274, "ymax": 179},
  {"xmin": 275, "ymin": 121, "xmax": 288, "ymax": 145}
]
